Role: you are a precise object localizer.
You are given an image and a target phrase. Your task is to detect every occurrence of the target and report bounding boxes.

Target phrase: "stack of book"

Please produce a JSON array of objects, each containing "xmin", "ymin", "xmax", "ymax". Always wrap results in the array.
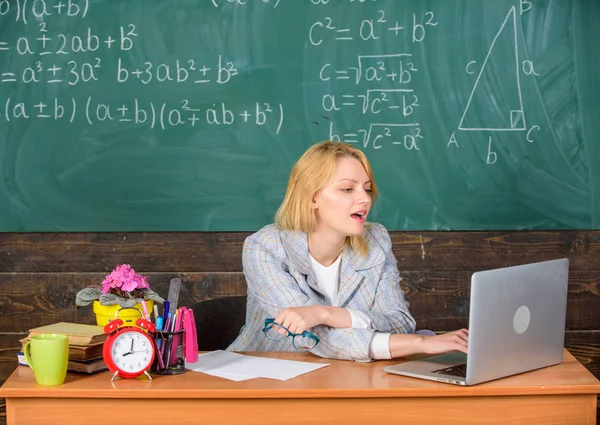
[{"xmin": 17, "ymin": 322, "xmax": 108, "ymax": 374}]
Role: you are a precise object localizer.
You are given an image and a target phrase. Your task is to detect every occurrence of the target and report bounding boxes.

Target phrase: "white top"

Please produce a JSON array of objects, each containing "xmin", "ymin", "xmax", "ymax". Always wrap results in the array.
[{"xmin": 310, "ymin": 253, "xmax": 391, "ymax": 360}]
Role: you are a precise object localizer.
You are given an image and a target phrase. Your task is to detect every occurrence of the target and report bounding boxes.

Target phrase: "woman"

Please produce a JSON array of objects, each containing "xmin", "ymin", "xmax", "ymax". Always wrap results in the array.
[{"xmin": 228, "ymin": 141, "xmax": 468, "ymax": 361}]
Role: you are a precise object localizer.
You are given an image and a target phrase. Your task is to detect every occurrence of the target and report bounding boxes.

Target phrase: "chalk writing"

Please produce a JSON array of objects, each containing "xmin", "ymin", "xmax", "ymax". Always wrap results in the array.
[
  {"xmin": 310, "ymin": 4, "xmax": 436, "ymax": 151},
  {"xmin": 0, "ymin": 96, "xmax": 284, "ymax": 133}
]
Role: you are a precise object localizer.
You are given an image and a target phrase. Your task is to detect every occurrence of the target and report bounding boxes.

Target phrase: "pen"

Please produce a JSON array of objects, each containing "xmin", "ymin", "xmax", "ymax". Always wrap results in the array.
[
  {"xmin": 164, "ymin": 336, "xmax": 172, "ymax": 367},
  {"xmin": 159, "ymin": 333, "xmax": 168, "ymax": 365},
  {"xmin": 170, "ymin": 311, "xmax": 177, "ymax": 332},
  {"xmin": 154, "ymin": 338, "xmax": 165, "ymax": 370},
  {"xmin": 163, "ymin": 301, "xmax": 170, "ymax": 323},
  {"xmin": 165, "ymin": 312, "xmax": 177, "ymax": 366},
  {"xmin": 164, "ymin": 313, "xmax": 172, "ymax": 335},
  {"xmin": 170, "ymin": 309, "xmax": 184, "ymax": 365},
  {"xmin": 153, "ymin": 304, "xmax": 159, "ymax": 322}
]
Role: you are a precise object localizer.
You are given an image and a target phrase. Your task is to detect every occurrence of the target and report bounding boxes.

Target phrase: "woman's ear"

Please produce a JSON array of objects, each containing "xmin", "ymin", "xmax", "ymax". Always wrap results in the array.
[{"xmin": 311, "ymin": 191, "xmax": 319, "ymax": 210}]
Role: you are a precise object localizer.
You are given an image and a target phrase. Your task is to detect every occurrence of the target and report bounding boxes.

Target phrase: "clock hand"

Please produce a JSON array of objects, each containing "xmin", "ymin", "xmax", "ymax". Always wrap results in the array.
[{"xmin": 122, "ymin": 338, "xmax": 136, "ymax": 356}]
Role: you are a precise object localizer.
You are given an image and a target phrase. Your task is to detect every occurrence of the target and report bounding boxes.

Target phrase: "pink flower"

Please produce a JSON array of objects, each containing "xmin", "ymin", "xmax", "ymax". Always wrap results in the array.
[{"xmin": 101, "ymin": 264, "xmax": 149, "ymax": 294}]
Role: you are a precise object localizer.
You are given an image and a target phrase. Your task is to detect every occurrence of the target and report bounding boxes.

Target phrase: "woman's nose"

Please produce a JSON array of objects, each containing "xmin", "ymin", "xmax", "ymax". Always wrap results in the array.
[{"xmin": 357, "ymin": 188, "xmax": 371, "ymax": 204}]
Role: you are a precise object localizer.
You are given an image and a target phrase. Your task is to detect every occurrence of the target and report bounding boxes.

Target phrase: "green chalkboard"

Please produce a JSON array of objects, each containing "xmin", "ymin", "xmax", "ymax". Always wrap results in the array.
[{"xmin": 0, "ymin": 0, "xmax": 598, "ymax": 231}]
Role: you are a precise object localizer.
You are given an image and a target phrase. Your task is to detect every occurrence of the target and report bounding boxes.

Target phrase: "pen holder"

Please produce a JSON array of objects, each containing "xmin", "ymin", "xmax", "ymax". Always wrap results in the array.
[{"xmin": 151, "ymin": 330, "xmax": 186, "ymax": 375}]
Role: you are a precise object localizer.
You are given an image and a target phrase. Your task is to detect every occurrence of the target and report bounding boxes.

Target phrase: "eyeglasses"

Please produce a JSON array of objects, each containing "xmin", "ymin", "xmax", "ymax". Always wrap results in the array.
[{"xmin": 262, "ymin": 318, "xmax": 320, "ymax": 351}]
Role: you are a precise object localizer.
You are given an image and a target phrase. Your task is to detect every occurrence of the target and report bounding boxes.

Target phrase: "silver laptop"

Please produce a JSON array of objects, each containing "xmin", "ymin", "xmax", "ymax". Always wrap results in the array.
[{"xmin": 384, "ymin": 258, "xmax": 569, "ymax": 386}]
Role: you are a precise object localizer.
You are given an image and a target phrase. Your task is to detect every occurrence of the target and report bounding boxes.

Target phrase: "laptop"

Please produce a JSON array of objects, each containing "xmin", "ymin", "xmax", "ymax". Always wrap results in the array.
[{"xmin": 383, "ymin": 258, "xmax": 569, "ymax": 386}]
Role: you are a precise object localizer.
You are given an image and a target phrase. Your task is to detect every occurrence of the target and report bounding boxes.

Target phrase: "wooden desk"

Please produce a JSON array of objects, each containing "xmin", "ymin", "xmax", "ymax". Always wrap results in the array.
[{"xmin": 1, "ymin": 349, "xmax": 598, "ymax": 425}]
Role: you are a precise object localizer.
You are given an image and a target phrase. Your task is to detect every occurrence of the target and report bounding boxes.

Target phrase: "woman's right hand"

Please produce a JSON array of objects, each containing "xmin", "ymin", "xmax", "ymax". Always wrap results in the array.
[{"xmin": 420, "ymin": 329, "xmax": 469, "ymax": 355}]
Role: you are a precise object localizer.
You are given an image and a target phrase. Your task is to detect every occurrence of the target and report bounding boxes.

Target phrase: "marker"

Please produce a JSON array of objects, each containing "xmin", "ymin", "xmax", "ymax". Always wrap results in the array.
[
  {"xmin": 155, "ymin": 315, "xmax": 164, "ymax": 349},
  {"xmin": 140, "ymin": 300, "xmax": 150, "ymax": 320}
]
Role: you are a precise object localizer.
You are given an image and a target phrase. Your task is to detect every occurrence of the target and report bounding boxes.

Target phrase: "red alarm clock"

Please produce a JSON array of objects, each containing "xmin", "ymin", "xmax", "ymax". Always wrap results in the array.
[{"xmin": 102, "ymin": 312, "xmax": 156, "ymax": 381}]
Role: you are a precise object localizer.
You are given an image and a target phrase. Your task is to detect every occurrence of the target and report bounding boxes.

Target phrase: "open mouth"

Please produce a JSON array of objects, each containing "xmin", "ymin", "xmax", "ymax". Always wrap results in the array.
[{"xmin": 351, "ymin": 212, "xmax": 366, "ymax": 223}]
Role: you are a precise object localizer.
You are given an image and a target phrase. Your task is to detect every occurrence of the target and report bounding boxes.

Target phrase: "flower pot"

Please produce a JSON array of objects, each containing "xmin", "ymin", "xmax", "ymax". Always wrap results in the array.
[{"xmin": 93, "ymin": 300, "xmax": 154, "ymax": 328}]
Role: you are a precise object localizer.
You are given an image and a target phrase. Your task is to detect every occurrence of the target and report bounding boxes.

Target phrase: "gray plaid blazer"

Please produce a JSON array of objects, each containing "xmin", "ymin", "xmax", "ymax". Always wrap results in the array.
[{"xmin": 227, "ymin": 223, "xmax": 416, "ymax": 361}]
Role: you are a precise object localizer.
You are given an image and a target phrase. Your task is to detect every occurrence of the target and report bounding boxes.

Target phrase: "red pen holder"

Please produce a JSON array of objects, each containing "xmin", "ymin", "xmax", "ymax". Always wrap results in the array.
[{"xmin": 150, "ymin": 330, "xmax": 186, "ymax": 375}]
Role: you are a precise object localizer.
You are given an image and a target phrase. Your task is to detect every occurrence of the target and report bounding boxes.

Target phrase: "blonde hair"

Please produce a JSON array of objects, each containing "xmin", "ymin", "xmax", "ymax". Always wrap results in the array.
[{"xmin": 275, "ymin": 141, "xmax": 378, "ymax": 257}]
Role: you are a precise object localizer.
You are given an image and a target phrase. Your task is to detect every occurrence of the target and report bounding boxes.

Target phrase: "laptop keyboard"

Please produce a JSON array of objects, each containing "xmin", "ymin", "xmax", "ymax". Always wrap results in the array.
[{"xmin": 432, "ymin": 363, "xmax": 467, "ymax": 377}]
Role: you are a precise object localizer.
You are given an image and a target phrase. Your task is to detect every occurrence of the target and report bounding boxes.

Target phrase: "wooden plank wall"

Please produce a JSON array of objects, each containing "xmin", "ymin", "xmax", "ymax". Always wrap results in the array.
[{"xmin": 0, "ymin": 230, "xmax": 599, "ymax": 424}]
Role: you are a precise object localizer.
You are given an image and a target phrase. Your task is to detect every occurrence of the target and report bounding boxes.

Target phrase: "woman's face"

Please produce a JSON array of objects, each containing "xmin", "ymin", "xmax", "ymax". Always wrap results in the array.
[{"xmin": 312, "ymin": 157, "xmax": 372, "ymax": 238}]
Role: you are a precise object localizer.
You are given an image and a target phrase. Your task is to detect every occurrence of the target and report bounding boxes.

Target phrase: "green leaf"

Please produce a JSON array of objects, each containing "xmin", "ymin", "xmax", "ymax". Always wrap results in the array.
[
  {"xmin": 75, "ymin": 287, "xmax": 102, "ymax": 307},
  {"xmin": 141, "ymin": 289, "xmax": 165, "ymax": 304},
  {"xmin": 99, "ymin": 293, "xmax": 136, "ymax": 308}
]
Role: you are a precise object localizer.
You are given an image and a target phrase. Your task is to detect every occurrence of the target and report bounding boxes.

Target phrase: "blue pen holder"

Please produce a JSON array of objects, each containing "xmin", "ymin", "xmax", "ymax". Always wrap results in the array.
[{"xmin": 151, "ymin": 330, "xmax": 186, "ymax": 375}]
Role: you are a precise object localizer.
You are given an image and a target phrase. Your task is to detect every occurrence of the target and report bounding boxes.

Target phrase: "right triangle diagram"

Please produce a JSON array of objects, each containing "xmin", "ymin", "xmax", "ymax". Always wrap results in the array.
[{"xmin": 459, "ymin": 6, "xmax": 526, "ymax": 131}]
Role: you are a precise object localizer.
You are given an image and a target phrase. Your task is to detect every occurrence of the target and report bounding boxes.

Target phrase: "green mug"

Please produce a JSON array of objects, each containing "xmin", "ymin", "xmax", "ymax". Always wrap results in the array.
[{"xmin": 24, "ymin": 334, "xmax": 69, "ymax": 386}]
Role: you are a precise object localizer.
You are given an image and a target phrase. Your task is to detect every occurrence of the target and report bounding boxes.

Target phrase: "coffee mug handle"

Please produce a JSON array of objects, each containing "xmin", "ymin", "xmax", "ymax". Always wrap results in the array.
[{"xmin": 23, "ymin": 341, "xmax": 35, "ymax": 372}]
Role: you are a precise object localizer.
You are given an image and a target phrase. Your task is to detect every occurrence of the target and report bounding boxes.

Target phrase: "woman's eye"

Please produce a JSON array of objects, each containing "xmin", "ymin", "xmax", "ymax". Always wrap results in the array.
[
  {"xmin": 341, "ymin": 188, "xmax": 353, "ymax": 192},
  {"xmin": 365, "ymin": 188, "xmax": 373, "ymax": 193}
]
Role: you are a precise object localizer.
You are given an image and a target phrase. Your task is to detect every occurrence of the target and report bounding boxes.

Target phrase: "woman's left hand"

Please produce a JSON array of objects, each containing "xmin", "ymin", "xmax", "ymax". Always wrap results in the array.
[{"xmin": 274, "ymin": 306, "xmax": 326, "ymax": 335}]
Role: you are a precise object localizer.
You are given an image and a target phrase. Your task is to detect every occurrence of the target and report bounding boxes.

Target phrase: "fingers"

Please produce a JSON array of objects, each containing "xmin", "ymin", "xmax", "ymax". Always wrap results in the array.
[
  {"xmin": 453, "ymin": 329, "xmax": 469, "ymax": 345},
  {"xmin": 425, "ymin": 329, "xmax": 468, "ymax": 355},
  {"xmin": 455, "ymin": 328, "xmax": 469, "ymax": 344},
  {"xmin": 285, "ymin": 316, "xmax": 307, "ymax": 335},
  {"xmin": 275, "ymin": 310, "xmax": 301, "ymax": 335},
  {"xmin": 451, "ymin": 329, "xmax": 469, "ymax": 353},
  {"xmin": 274, "ymin": 308, "xmax": 310, "ymax": 335},
  {"xmin": 273, "ymin": 312, "xmax": 290, "ymax": 335},
  {"xmin": 456, "ymin": 344, "xmax": 469, "ymax": 354}
]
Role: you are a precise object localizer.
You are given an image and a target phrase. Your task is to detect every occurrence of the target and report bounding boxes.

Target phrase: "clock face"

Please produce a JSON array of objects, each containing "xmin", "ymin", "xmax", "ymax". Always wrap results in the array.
[{"xmin": 110, "ymin": 330, "xmax": 154, "ymax": 374}]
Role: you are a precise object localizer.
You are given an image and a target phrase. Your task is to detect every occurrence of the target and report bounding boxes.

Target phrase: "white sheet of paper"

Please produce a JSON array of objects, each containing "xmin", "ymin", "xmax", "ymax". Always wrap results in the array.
[
  {"xmin": 205, "ymin": 371, "xmax": 254, "ymax": 382},
  {"xmin": 186, "ymin": 350, "xmax": 330, "ymax": 381}
]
